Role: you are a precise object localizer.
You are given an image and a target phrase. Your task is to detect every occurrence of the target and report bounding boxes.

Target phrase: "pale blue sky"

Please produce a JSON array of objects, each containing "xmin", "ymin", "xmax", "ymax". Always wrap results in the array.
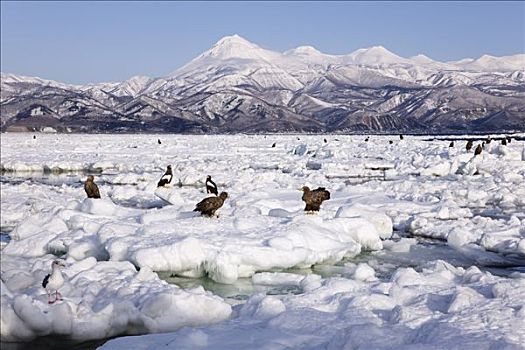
[{"xmin": 1, "ymin": 1, "xmax": 524, "ymax": 84}]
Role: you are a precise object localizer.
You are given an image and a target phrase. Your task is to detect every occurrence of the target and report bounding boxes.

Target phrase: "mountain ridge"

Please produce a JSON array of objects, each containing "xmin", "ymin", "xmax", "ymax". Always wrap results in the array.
[{"xmin": 1, "ymin": 35, "xmax": 524, "ymax": 133}]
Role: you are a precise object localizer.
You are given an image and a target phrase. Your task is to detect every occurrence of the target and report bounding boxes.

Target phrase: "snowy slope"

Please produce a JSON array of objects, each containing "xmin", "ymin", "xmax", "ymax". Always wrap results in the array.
[{"xmin": 1, "ymin": 35, "xmax": 524, "ymax": 133}]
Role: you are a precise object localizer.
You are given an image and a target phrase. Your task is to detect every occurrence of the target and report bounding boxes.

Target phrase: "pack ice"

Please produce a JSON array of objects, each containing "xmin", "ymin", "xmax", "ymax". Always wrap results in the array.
[{"xmin": 1, "ymin": 133, "xmax": 524, "ymax": 348}]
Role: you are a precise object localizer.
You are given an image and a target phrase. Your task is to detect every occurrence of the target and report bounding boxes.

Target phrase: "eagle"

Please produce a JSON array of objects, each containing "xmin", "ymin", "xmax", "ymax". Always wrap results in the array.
[
  {"xmin": 399, "ymin": 134, "xmax": 404, "ymax": 140},
  {"xmin": 157, "ymin": 165, "xmax": 173, "ymax": 187},
  {"xmin": 501, "ymin": 138, "xmax": 507, "ymax": 146},
  {"xmin": 158, "ymin": 139, "xmax": 162, "ymax": 145},
  {"xmin": 206, "ymin": 175, "xmax": 218, "ymax": 196},
  {"xmin": 194, "ymin": 192, "xmax": 228, "ymax": 217},
  {"xmin": 474, "ymin": 144, "xmax": 483, "ymax": 156},
  {"xmin": 84, "ymin": 175, "xmax": 101, "ymax": 199},
  {"xmin": 466, "ymin": 140, "xmax": 473, "ymax": 152},
  {"xmin": 449, "ymin": 141, "xmax": 454, "ymax": 147},
  {"xmin": 301, "ymin": 186, "xmax": 330, "ymax": 212}
]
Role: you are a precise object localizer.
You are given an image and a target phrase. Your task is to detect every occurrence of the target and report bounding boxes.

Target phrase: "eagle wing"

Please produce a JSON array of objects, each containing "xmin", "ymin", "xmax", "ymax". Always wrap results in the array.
[
  {"xmin": 304, "ymin": 188, "xmax": 330, "ymax": 211},
  {"xmin": 158, "ymin": 174, "xmax": 173, "ymax": 187},
  {"xmin": 85, "ymin": 182, "xmax": 101, "ymax": 198},
  {"xmin": 194, "ymin": 196, "xmax": 223, "ymax": 215}
]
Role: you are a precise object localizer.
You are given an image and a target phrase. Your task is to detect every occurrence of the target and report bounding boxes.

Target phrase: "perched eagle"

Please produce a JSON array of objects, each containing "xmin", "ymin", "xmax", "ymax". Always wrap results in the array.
[
  {"xmin": 158, "ymin": 139, "xmax": 162, "ymax": 145},
  {"xmin": 449, "ymin": 141, "xmax": 454, "ymax": 147},
  {"xmin": 206, "ymin": 175, "xmax": 218, "ymax": 196},
  {"xmin": 466, "ymin": 140, "xmax": 473, "ymax": 152},
  {"xmin": 501, "ymin": 138, "xmax": 507, "ymax": 146},
  {"xmin": 194, "ymin": 192, "xmax": 228, "ymax": 217},
  {"xmin": 157, "ymin": 165, "xmax": 173, "ymax": 187},
  {"xmin": 474, "ymin": 144, "xmax": 483, "ymax": 156},
  {"xmin": 301, "ymin": 186, "xmax": 330, "ymax": 212},
  {"xmin": 84, "ymin": 175, "xmax": 101, "ymax": 199},
  {"xmin": 399, "ymin": 134, "xmax": 404, "ymax": 140}
]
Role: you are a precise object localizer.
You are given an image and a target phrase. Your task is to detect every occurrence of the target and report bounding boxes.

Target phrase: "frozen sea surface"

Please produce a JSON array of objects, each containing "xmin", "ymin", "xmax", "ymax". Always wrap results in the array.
[{"xmin": 1, "ymin": 133, "xmax": 524, "ymax": 349}]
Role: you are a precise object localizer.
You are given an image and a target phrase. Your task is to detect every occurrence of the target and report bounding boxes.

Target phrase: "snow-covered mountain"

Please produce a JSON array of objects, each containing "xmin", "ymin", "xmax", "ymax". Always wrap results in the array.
[{"xmin": 1, "ymin": 35, "xmax": 524, "ymax": 133}]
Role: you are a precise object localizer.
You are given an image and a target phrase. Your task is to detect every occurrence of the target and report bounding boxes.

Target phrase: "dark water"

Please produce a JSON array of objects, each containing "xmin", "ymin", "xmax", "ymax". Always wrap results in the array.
[{"xmin": 0, "ymin": 338, "xmax": 108, "ymax": 350}]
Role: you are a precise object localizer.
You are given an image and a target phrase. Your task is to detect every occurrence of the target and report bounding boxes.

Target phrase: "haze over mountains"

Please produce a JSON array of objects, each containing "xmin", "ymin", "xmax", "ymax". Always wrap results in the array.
[{"xmin": 1, "ymin": 34, "xmax": 524, "ymax": 133}]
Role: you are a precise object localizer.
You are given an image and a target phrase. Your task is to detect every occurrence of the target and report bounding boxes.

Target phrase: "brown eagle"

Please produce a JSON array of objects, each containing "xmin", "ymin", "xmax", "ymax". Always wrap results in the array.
[
  {"xmin": 301, "ymin": 186, "xmax": 330, "ymax": 212},
  {"xmin": 206, "ymin": 175, "xmax": 218, "ymax": 196},
  {"xmin": 157, "ymin": 165, "xmax": 173, "ymax": 187},
  {"xmin": 466, "ymin": 140, "xmax": 473, "ymax": 152},
  {"xmin": 84, "ymin": 175, "xmax": 101, "ymax": 199},
  {"xmin": 194, "ymin": 192, "xmax": 228, "ymax": 217},
  {"xmin": 474, "ymin": 144, "xmax": 483, "ymax": 156},
  {"xmin": 449, "ymin": 141, "xmax": 454, "ymax": 147}
]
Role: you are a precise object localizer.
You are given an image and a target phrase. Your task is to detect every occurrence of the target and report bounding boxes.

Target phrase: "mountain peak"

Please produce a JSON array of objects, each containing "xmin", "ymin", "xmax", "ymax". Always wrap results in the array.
[
  {"xmin": 214, "ymin": 34, "xmax": 253, "ymax": 47},
  {"xmin": 348, "ymin": 45, "xmax": 408, "ymax": 65},
  {"xmin": 286, "ymin": 45, "xmax": 323, "ymax": 56},
  {"xmin": 201, "ymin": 34, "xmax": 273, "ymax": 61}
]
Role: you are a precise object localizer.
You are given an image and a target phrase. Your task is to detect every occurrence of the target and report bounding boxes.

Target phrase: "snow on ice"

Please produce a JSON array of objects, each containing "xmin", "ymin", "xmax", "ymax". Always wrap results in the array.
[{"xmin": 1, "ymin": 133, "xmax": 524, "ymax": 348}]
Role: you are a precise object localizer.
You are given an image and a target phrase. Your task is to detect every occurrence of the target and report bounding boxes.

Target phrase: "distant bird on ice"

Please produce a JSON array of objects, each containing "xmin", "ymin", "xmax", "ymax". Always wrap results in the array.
[
  {"xmin": 324, "ymin": 138, "xmax": 327, "ymax": 143},
  {"xmin": 206, "ymin": 175, "xmax": 218, "ymax": 196},
  {"xmin": 474, "ymin": 144, "xmax": 483, "ymax": 156},
  {"xmin": 158, "ymin": 139, "xmax": 162, "ymax": 145},
  {"xmin": 501, "ymin": 138, "xmax": 507, "ymax": 146},
  {"xmin": 486, "ymin": 136, "xmax": 492, "ymax": 144},
  {"xmin": 271, "ymin": 143, "xmax": 276, "ymax": 148},
  {"xmin": 466, "ymin": 140, "xmax": 473, "ymax": 152},
  {"xmin": 157, "ymin": 165, "xmax": 173, "ymax": 187},
  {"xmin": 365, "ymin": 137, "xmax": 369, "ymax": 142},
  {"xmin": 84, "ymin": 175, "xmax": 101, "ymax": 199},
  {"xmin": 42, "ymin": 260, "xmax": 66, "ymax": 304},
  {"xmin": 507, "ymin": 137, "xmax": 512, "ymax": 143},
  {"xmin": 399, "ymin": 134, "xmax": 404, "ymax": 140},
  {"xmin": 449, "ymin": 141, "xmax": 454, "ymax": 147},
  {"xmin": 389, "ymin": 140, "xmax": 394, "ymax": 144},
  {"xmin": 33, "ymin": 135, "xmax": 36, "ymax": 140},
  {"xmin": 301, "ymin": 186, "xmax": 330, "ymax": 213},
  {"xmin": 194, "ymin": 192, "xmax": 228, "ymax": 217}
]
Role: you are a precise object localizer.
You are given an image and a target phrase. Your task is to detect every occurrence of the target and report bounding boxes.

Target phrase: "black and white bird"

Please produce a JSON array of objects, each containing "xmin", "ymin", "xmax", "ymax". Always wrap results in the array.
[
  {"xmin": 157, "ymin": 165, "xmax": 173, "ymax": 187},
  {"xmin": 42, "ymin": 260, "xmax": 66, "ymax": 304},
  {"xmin": 206, "ymin": 175, "xmax": 218, "ymax": 196}
]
